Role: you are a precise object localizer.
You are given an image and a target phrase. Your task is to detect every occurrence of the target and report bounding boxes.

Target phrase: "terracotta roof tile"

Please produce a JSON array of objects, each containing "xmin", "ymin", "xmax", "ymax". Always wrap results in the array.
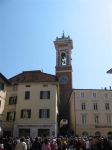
[
  {"xmin": 0, "ymin": 73, "xmax": 11, "ymax": 84},
  {"xmin": 9, "ymin": 70, "xmax": 58, "ymax": 83}
]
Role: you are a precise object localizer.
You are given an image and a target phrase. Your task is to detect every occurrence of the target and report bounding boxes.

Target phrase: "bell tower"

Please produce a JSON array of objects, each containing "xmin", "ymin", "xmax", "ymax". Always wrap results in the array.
[{"xmin": 54, "ymin": 33, "xmax": 73, "ymax": 121}]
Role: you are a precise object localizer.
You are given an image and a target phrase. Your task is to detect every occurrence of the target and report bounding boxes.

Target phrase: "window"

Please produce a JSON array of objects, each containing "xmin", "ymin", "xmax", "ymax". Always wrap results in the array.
[
  {"xmin": 94, "ymin": 115, "xmax": 99, "ymax": 124},
  {"xmin": 93, "ymin": 93, "xmax": 96, "ymax": 98},
  {"xmin": 106, "ymin": 114, "xmax": 111, "ymax": 124},
  {"xmin": 0, "ymin": 82, "xmax": 4, "ymax": 90},
  {"xmin": 82, "ymin": 114, "xmax": 86, "ymax": 124},
  {"xmin": 40, "ymin": 91, "xmax": 50, "ymax": 99},
  {"xmin": 61, "ymin": 52, "xmax": 67, "ymax": 66},
  {"xmin": 81, "ymin": 103, "xmax": 86, "ymax": 110},
  {"xmin": 81, "ymin": 92, "xmax": 84, "ymax": 98},
  {"xmin": 105, "ymin": 93, "xmax": 108, "ymax": 99},
  {"xmin": 9, "ymin": 96, "xmax": 17, "ymax": 105},
  {"xmin": 6, "ymin": 112, "xmax": 16, "ymax": 121},
  {"xmin": 12, "ymin": 84, "xmax": 18, "ymax": 91},
  {"xmin": 25, "ymin": 91, "xmax": 30, "ymax": 100},
  {"xmin": 39, "ymin": 109, "xmax": 50, "ymax": 118},
  {"xmin": 21, "ymin": 109, "xmax": 31, "ymax": 118},
  {"xmin": 105, "ymin": 103, "xmax": 110, "ymax": 110},
  {"xmin": 26, "ymin": 85, "xmax": 30, "ymax": 87},
  {"xmin": 93, "ymin": 103, "xmax": 98, "ymax": 110}
]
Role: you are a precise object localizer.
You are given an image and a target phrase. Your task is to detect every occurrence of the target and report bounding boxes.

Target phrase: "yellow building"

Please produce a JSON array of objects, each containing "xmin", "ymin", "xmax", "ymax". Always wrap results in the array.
[
  {"xmin": 3, "ymin": 70, "xmax": 59, "ymax": 137},
  {"xmin": 2, "ymin": 35, "xmax": 112, "ymax": 138},
  {"xmin": 69, "ymin": 89, "xmax": 112, "ymax": 137}
]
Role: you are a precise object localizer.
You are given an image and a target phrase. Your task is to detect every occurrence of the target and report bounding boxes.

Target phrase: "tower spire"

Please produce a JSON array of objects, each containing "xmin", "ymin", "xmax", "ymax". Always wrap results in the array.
[{"xmin": 62, "ymin": 30, "xmax": 65, "ymax": 38}]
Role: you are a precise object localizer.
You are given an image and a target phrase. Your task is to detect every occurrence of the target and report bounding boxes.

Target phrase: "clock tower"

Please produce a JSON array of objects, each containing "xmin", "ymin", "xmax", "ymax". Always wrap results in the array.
[{"xmin": 54, "ymin": 33, "xmax": 73, "ymax": 123}]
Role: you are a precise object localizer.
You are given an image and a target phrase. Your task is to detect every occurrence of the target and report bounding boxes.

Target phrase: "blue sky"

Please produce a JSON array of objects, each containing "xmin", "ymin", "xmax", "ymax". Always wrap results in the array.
[{"xmin": 0, "ymin": 0, "xmax": 112, "ymax": 89}]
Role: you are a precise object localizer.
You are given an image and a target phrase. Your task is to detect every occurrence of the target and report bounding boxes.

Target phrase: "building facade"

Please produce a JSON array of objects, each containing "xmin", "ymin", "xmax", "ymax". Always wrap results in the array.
[
  {"xmin": 69, "ymin": 89, "xmax": 112, "ymax": 137},
  {"xmin": 0, "ymin": 73, "xmax": 10, "ymax": 136},
  {"xmin": 3, "ymin": 70, "xmax": 59, "ymax": 137},
  {"xmin": 1, "ymin": 35, "xmax": 112, "ymax": 137}
]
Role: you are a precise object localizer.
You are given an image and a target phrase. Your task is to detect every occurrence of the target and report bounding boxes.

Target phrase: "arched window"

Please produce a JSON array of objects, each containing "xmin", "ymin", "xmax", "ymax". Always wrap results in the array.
[{"xmin": 61, "ymin": 52, "xmax": 67, "ymax": 66}]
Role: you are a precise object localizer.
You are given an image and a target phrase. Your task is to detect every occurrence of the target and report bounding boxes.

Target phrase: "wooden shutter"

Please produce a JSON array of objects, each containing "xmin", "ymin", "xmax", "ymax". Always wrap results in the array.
[
  {"xmin": 48, "ymin": 91, "xmax": 50, "ymax": 99},
  {"xmin": 15, "ymin": 96, "xmax": 17, "ymax": 104},
  {"xmin": 28, "ymin": 110, "xmax": 31, "ymax": 118},
  {"xmin": 40, "ymin": 91, "xmax": 43, "ymax": 99},
  {"xmin": 6, "ymin": 112, "xmax": 9, "ymax": 121},
  {"xmin": 14, "ymin": 112, "xmax": 16, "ymax": 121},
  {"xmin": 21, "ymin": 110, "xmax": 23, "ymax": 118},
  {"xmin": 47, "ymin": 109, "xmax": 50, "ymax": 118},
  {"xmin": 1, "ymin": 83, "xmax": 4, "ymax": 90},
  {"xmin": 39, "ymin": 109, "xmax": 42, "ymax": 118}
]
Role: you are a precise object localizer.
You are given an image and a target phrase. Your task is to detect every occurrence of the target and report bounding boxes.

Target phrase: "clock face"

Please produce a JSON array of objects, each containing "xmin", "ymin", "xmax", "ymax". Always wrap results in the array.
[{"xmin": 59, "ymin": 75, "xmax": 68, "ymax": 84}]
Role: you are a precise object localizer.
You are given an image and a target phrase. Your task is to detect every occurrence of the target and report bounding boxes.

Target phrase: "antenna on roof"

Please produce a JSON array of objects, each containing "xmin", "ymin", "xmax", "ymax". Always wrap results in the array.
[{"xmin": 62, "ymin": 30, "xmax": 65, "ymax": 38}]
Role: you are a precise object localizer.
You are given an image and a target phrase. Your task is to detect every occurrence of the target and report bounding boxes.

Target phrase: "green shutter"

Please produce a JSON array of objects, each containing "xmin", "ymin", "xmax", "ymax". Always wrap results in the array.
[
  {"xmin": 21, "ymin": 110, "xmax": 23, "ymax": 118},
  {"xmin": 48, "ymin": 91, "xmax": 50, "ymax": 99},
  {"xmin": 40, "ymin": 91, "xmax": 42, "ymax": 99},
  {"xmin": 0, "ymin": 83, "xmax": 4, "ymax": 90},
  {"xmin": 14, "ymin": 112, "xmax": 16, "ymax": 121},
  {"xmin": 47, "ymin": 109, "xmax": 50, "ymax": 118},
  {"xmin": 6, "ymin": 112, "xmax": 9, "ymax": 121},
  {"xmin": 39, "ymin": 109, "xmax": 42, "ymax": 118},
  {"xmin": 15, "ymin": 96, "xmax": 17, "ymax": 104},
  {"xmin": 9, "ymin": 97, "xmax": 12, "ymax": 104},
  {"xmin": 28, "ymin": 110, "xmax": 31, "ymax": 118}
]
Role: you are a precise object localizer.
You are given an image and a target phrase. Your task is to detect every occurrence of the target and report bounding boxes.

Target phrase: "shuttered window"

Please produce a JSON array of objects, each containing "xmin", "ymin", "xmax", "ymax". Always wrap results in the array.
[
  {"xmin": 6, "ymin": 112, "xmax": 16, "ymax": 121},
  {"xmin": 39, "ymin": 109, "xmax": 50, "ymax": 118},
  {"xmin": 0, "ymin": 83, "xmax": 4, "ymax": 90},
  {"xmin": 40, "ymin": 91, "xmax": 50, "ymax": 99},
  {"xmin": 9, "ymin": 96, "xmax": 17, "ymax": 104},
  {"xmin": 25, "ymin": 91, "xmax": 30, "ymax": 100},
  {"xmin": 21, "ymin": 109, "xmax": 31, "ymax": 118}
]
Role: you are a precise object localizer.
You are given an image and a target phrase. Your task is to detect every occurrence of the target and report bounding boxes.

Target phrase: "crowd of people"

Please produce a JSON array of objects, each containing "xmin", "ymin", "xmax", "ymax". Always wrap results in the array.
[{"xmin": 0, "ymin": 135, "xmax": 112, "ymax": 150}]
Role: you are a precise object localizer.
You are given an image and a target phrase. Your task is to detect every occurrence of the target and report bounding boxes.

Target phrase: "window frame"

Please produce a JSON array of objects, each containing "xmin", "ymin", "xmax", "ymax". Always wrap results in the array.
[
  {"xmin": 94, "ymin": 114, "xmax": 99, "ymax": 124},
  {"xmin": 93, "ymin": 93, "xmax": 97, "ymax": 98},
  {"xmin": 40, "ymin": 91, "xmax": 50, "ymax": 99},
  {"xmin": 105, "ymin": 103, "xmax": 110, "ymax": 110},
  {"xmin": 6, "ymin": 111, "xmax": 16, "ymax": 121},
  {"xmin": 93, "ymin": 103, "xmax": 98, "ymax": 111},
  {"xmin": 81, "ymin": 114, "xmax": 87, "ymax": 125},
  {"xmin": 39, "ymin": 109, "xmax": 50, "ymax": 118},
  {"xmin": 81, "ymin": 103, "xmax": 86, "ymax": 110},
  {"xmin": 9, "ymin": 96, "xmax": 17, "ymax": 105},
  {"xmin": 25, "ymin": 91, "xmax": 30, "ymax": 100},
  {"xmin": 21, "ymin": 109, "xmax": 31, "ymax": 119}
]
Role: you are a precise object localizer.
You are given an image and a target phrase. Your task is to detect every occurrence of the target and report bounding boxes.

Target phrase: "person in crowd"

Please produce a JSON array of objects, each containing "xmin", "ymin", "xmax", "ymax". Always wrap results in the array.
[
  {"xmin": 56, "ymin": 138, "xmax": 62, "ymax": 150},
  {"xmin": 31, "ymin": 137, "xmax": 41, "ymax": 150},
  {"xmin": 85, "ymin": 138, "xmax": 90, "ymax": 150},
  {"xmin": 25, "ymin": 137, "xmax": 31, "ymax": 150},
  {"xmin": 50, "ymin": 139, "xmax": 58, "ymax": 150},
  {"xmin": 0, "ymin": 138, "xmax": 4, "ymax": 150},
  {"xmin": 15, "ymin": 137, "xmax": 27, "ymax": 150},
  {"xmin": 3, "ymin": 138, "xmax": 13, "ymax": 150},
  {"xmin": 41, "ymin": 138, "xmax": 51, "ymax": 150},
  {"xmin": 68, "ymin": 137, "xmax": 75, "ymax": 150}
]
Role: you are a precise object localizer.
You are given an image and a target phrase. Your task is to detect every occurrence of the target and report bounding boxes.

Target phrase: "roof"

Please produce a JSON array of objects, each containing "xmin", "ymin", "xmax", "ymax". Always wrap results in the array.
[
  {"xmin": 0, "ymin": 73, "xmax": 11, "ymax": 84},
  {"xmin": 107, "ymin": 68, "xmax": 112, "ymax": 74},
  {"xmin": 9, "ymin": 70, "xmax": 58, "ymax": 83},
  {"xmin": 72, "ymin": 88, "xmax": 112, "ymax": 91}
]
